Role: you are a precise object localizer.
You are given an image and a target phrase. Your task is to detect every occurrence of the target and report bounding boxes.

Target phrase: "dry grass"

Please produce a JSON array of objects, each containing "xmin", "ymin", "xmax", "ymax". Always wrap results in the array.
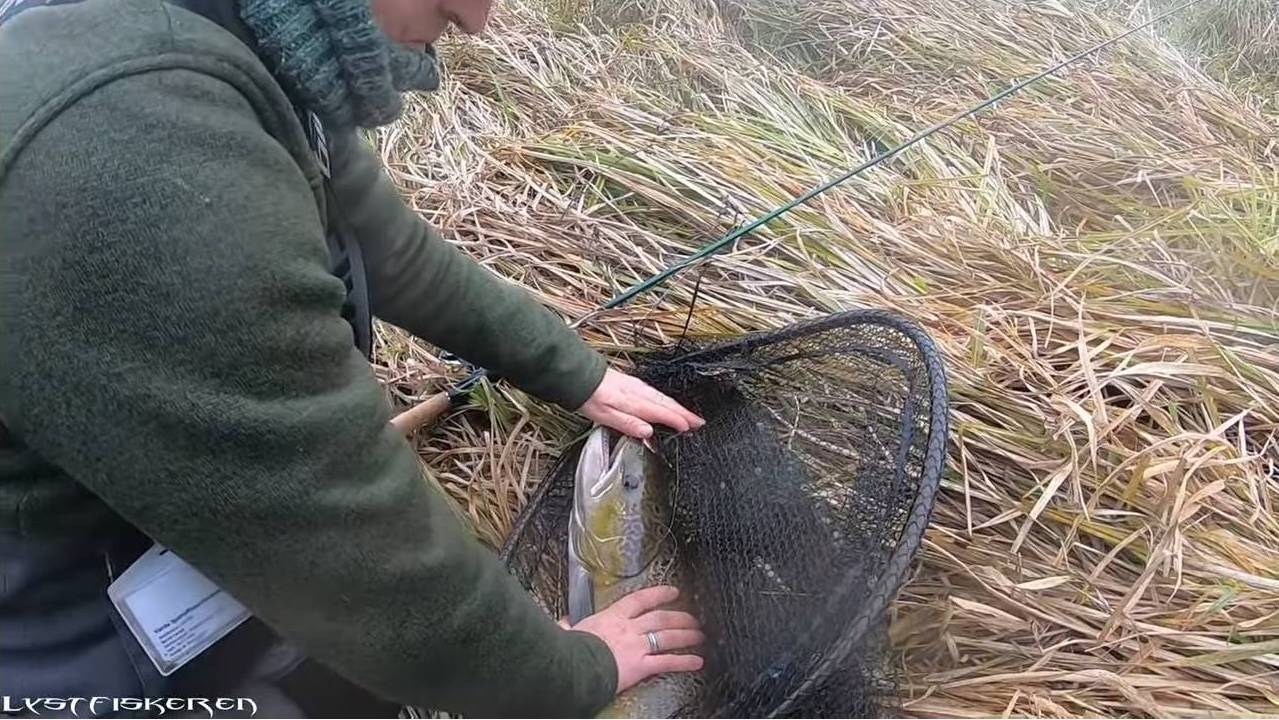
[
  {"xmin": 1132, "ymin": 0, "xmax": 1279, "ymax": 112},
  {"xmin": 373, "ymin": 0, "xmax": 1279, "ymax": 714}
]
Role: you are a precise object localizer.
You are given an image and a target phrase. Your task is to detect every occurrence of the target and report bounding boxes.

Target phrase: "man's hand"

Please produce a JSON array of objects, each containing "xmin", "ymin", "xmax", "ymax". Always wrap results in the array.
[
  {"xmin": 578, "ymin": 369, "xmax": 705, "ymax": 439},
  {"xmin": 565, "ymin": 586, "xmax": 704, "ymax": 694}
]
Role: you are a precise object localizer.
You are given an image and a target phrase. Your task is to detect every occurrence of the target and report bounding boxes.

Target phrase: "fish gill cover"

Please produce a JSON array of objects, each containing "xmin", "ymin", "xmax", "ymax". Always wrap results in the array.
[{"xmin": 501, "ymin": 310, "xmax": 949, "ymax": 716}]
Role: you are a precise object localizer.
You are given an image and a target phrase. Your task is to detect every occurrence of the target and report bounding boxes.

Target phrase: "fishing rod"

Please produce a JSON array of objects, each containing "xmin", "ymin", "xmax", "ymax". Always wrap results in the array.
[{"xmin": 390, "ymin": 0, "xmax": 1202, "ymax": 435}]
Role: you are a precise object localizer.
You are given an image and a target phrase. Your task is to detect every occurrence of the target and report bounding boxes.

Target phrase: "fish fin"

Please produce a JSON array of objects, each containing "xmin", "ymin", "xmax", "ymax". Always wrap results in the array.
[
  {"xmin": 567, "ymin": 536, "xmax": 595, "ymax": 625},
  {"xmin": 568, "ymin": 427, "xmax": 606, "ymax": 625}
]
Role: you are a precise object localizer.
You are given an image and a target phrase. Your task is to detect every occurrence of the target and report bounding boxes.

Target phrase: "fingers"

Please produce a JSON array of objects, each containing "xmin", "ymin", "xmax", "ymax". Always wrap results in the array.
[
  {"xmin": 626, "ymin": 382, "xmax": 704, "ymax": 433},
  {"xmin": 570, "ymin": 585, "xmax": 704, "ymax": 694},
  {"xmin": 596, "ymin": 406, "xmax": 654, "ymax": 440},
  {"xmin": 629, "ymin": 396, "xmax": 693, "ymax": 434},
  {"xmin": 581, "ymin": 369, "xmax": 706, "ymax": 438},
  {"xmin": 624, "ymin": 388, "xmax": 695, "ymax": 434},
  {"xmin": 644, "ymin": 653, "xmax": 705, "ymax": 675},
  {"xmin": 614, "ymin": 585, "xmax": 679, "ymax": 618},
  {"xmin": 650, "ymin": 629, "xmax": 704, "ymax": 652},
  {"xmin": 605, "ymin": 392, "xmax": 702, "ymax": 439},
  {"xmin": 645, "ymin": 386, "xmax": 706, "ymax": 431},
  {"xmin": 637, "ymin": 610, "xmax": 700, "ymax": 632}
]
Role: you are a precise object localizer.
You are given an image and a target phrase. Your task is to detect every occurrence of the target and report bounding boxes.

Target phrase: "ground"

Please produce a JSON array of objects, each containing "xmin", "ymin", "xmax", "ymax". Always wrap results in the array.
[{"xmin": 375, "ymin": 0, "xmax": 1279, "ymax": 715}]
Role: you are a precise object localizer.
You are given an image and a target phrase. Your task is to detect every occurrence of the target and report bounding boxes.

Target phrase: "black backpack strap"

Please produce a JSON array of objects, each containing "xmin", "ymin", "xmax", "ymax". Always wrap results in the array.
[
  {"xmin": 295, "ymin": 109, "xmax": 375, "ymax": 357},
  {"xmin": 321, "ymin": 177, "xmax": 375, "ymax": 357}
]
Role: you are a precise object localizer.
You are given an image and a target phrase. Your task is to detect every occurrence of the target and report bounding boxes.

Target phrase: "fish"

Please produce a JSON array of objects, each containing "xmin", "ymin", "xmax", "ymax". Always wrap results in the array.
[{"xmin": 567, "ymin": 426, "xmax": 701, "ymax": 718}]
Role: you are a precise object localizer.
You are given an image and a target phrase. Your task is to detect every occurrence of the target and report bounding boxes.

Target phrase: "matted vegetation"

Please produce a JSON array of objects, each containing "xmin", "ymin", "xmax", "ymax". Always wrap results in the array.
[
  {"xmin": 375, "ymin": 0, "xmax": 1279, "ymax": 714},
  {"xmin": 1139, "ymin": 0, "xmax": 1278, "ymax": 111}
]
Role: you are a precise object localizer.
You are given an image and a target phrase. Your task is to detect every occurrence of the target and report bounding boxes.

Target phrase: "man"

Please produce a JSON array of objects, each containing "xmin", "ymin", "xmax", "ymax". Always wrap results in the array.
[{"xmin": 0, "ymin": 0, "xmax": 704, "ymax": 715}]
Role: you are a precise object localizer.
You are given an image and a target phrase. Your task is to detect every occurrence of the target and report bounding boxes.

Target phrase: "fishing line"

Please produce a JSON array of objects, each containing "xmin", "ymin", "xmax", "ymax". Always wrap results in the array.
[
  {"xmin": 674, "ymin": 267, "xmax": 707, "ymax": 354},
  {"xmin": 422, "ymin": 0, "xmax": 1203, "ymax": 410}
]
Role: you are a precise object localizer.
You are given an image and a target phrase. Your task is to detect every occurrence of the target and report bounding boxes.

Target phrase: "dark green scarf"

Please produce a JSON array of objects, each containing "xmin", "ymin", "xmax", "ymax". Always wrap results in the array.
[{"xmin": 240, "ymin": 0, "xmax": 440, "ymax": 130}]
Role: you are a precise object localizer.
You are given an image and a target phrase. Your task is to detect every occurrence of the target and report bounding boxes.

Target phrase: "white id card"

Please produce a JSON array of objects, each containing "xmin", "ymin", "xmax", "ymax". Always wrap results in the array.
[{"xmin": 107, "ymin": 544, "xmax": 251, "ymax": 676}]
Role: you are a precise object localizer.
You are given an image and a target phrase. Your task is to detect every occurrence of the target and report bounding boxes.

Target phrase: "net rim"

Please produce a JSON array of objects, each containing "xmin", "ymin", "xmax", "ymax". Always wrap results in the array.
[{"xmin": 498, "ymin": 309, "xmax": 950, "ymax": 717}]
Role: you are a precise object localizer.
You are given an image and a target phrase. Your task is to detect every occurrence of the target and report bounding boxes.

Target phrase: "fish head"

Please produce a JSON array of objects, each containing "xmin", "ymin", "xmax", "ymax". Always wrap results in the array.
[{"xmin": 571, "ymin": 428, "xmax": 673, "ymax": 581}]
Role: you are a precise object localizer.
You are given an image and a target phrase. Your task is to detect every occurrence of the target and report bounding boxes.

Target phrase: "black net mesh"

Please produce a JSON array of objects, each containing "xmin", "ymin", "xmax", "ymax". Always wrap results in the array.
[{"xmin": 500, "ymin": 309, "xmax": 949, "ymax": 717}]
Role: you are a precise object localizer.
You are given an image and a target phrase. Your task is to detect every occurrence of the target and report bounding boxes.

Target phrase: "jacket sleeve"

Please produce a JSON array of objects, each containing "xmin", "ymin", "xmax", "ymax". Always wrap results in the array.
[
  {"xmin": 0, "ymin": 69, "xmax": 616, "ymax": 716},
  {"xmin": 326, "ymin": 130, "xmax": 608, "ymax": 411}
]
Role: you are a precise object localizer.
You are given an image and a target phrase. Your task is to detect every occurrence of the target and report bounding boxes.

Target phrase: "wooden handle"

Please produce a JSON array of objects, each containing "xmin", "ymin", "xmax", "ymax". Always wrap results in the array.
[{"xmin": 390, "ymin": 392, "xmax": 453, "ymax": 436}]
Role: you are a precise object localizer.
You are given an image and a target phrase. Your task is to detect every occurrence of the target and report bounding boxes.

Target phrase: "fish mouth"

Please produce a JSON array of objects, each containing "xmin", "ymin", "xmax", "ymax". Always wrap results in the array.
[{"xmin": 588, "ymin": 431, "xmax": 616, "ymax": 496}]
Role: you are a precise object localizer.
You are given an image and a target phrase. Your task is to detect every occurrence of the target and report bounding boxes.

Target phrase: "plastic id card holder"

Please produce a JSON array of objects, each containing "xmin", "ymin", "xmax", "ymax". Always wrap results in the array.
[{"xmin": 107, "ymin": 544, "xmax": 251, "ymax": 676}]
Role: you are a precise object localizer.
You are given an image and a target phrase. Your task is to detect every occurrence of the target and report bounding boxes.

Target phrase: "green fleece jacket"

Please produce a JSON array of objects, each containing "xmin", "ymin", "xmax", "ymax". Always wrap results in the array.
[{"xmin": 0, "ymin": 0, "xmax": 614, "ymax": 714}]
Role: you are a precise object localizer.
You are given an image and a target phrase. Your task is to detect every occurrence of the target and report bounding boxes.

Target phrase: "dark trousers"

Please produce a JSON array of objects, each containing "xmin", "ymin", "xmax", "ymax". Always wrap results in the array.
[{"xmin": 0, "ymin": 529, "xmax": 399, "ymax": 718}]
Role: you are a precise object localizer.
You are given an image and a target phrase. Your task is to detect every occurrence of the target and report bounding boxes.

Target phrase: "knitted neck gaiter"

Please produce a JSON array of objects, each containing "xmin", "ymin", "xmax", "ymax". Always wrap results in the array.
[{"xmin": 239, "ymin": 0, "xmax": 440, "ymax": 130}]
